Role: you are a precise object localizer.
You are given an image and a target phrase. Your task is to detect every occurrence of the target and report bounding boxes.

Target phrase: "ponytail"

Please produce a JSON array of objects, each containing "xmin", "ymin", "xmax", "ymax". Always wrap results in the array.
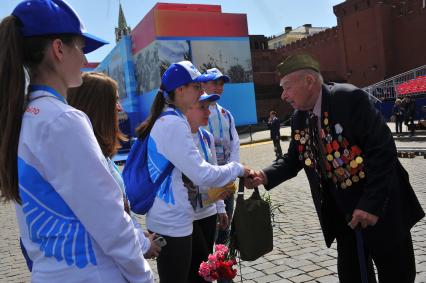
[
  {"xmin": 0, "ymin": 15, "xmax": 75, "ymax": 203},
  {"xmin": 135, "ymin": 85, "xmax": 175, "ymax": 140},
  {"xmin": 0, "ymin": 16, "xmax": 25, "ymax": 203}
]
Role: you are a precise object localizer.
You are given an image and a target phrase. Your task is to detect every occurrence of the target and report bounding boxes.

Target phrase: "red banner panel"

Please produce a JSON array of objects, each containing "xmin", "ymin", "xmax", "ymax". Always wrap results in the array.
[
  {"xmin": 84, "ymin": 62, "xmax": 99, "ymax": 69},
  {"xmin": 154, "ymin": 10, "xmax": 248, "ymax": 38},
  {"xmin": 131, "ymin": 3, "xmax": 249, "ymax": 53},
  {"xmin": 155, "ymin": 3, "xmax": 221, "ymax": 13},
  {"xmin": 131, "ymin": 8, "xmax": 157, "ymax": 54}
]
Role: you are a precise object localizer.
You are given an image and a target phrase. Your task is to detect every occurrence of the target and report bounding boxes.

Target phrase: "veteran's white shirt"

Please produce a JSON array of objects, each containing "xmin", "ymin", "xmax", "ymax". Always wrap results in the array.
[
  {"xmin": 146, "ymin": 107, "xmax": 243, "ymax": 237},
  {"xmin": 17, "ymin": 87, "xmax": 153, "ymax": 283}
]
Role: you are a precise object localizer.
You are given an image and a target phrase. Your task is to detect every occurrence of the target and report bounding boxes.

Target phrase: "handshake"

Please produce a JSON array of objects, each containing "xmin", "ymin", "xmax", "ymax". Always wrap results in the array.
[{"xmin": 241, "ymin": 166, "xmax": 268, "ymax": 189}]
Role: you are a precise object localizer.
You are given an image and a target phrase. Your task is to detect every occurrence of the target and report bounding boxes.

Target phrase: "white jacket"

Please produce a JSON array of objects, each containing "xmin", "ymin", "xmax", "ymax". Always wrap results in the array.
[
  {"xmin": 192, "ymin": 130, "xmax": 226, "ymax": 221},
  {"xmin": 146, "ymin": 107, "xmax": 243, "ymax": 237},
  {"xmin": 204, "ymin": 103, "xmax": 240, "ymax": 165},
  {"xmin": 17, "ymin": 86, "xmax": 153, "ymax": 283}
]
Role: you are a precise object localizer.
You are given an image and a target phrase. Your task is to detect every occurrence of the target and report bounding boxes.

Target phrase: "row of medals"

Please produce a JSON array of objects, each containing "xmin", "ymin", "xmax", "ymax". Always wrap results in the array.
[{"xmin": 295, "ymin": 112, "xmax": 365, "ymax": 190}]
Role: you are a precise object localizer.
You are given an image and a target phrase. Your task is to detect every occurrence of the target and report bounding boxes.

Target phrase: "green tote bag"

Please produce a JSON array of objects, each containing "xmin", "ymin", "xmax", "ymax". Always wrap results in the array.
[{"xmin": 230, "ymin": 178, "xmax": 273, "ymax": 261}]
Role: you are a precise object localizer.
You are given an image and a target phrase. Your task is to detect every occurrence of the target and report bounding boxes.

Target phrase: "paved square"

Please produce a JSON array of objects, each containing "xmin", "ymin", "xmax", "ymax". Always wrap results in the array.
[{"xmin": 0, "ymin": 140, "xmax": 425, "ymax": 282}]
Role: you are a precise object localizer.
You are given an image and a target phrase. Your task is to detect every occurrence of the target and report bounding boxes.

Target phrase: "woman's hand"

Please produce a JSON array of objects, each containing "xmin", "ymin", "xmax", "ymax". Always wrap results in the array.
[
  {"xmin": 217, "ymin": 190, "xmax": 233, "ymax": 200},
  {"xmin": 244, "ymin": 170, "xmax": 267, "ymax": 188},
  {"xmin": 144, "ymin": 232, "xmax": 162, "ymax": 259},
  {"xmin": 218, "ymin": 213, "xmax": 229, "ymax": 230}
]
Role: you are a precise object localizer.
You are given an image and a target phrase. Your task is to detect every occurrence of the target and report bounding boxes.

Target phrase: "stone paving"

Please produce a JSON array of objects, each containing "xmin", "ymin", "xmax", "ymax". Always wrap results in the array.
[{"xmin": 0, "ymin": 140, "xmax": 425, "ymax": 282}]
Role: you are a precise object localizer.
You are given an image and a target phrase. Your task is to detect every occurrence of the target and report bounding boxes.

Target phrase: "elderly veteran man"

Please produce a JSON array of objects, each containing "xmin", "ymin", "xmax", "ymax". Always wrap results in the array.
[{"xmin": 246, "ymin": 54, "xmax": 424, "ymax": 282}]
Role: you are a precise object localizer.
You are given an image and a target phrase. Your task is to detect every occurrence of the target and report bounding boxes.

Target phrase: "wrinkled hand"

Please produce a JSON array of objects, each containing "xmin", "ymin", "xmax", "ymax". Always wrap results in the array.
[
  {"xmin": 244, "ymin": 170, "xmax": 266, "ymax": 189},
  {"xmin": 348, "ymin": 209, "xmax": 379, "ymax": 229},
  {"xmin": 144, "ymin": 233, "xmax": 161, "ymax": 259},
  {"xmin": 218, "ymin": 213, "xmax": 229, "ymax": 230}
]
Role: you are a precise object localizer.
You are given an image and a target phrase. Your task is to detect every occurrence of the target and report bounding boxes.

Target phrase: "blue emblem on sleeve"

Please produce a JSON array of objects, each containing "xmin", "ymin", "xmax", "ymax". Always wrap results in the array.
[{"xmin": 18, "ymin": 158, "xmax": 97, "ymax": 268}]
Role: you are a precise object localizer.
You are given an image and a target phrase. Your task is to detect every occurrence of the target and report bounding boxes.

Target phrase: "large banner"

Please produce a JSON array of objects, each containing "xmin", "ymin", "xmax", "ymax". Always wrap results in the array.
[
  {"xmin": 133, "ymin": 37, "xmax": 257, "ymax": 126},
  {"xmin": 97, "ymin": 4, "xmax": 258, "ymax": 132}
]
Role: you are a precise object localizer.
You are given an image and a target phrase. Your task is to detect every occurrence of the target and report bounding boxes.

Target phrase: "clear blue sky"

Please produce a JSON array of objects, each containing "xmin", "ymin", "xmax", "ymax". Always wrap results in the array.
[{"xmin": 0, "ymin": 0, "xmax": 342, "ymax": 62}]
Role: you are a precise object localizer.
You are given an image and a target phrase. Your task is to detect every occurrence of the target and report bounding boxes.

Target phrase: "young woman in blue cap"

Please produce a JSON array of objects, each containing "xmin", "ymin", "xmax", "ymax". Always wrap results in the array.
[
  {"xmin": 0, "ymin": 1, "xmax": 153, "ymax": 282},
  {"xmin": 185, "ymin": 93, "xmax": 233, "ymax": 283},
  {"xmin": 201, "ymin": 68, "xmax": 240, "ymax": 249},
  {"xmin": 136, "ymin": 61, "xmax": 248, "ymax": 283}
]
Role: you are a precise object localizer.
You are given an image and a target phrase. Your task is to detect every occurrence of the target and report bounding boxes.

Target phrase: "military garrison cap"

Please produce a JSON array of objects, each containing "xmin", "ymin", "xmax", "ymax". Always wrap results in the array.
[{"xmin": 276, "ymin": 54, "xmax": 320, "ymax": 77}]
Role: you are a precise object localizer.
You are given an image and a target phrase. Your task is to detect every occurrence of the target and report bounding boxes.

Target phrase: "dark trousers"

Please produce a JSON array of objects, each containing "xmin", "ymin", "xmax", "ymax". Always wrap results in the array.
[
  {"xmin": 395, "ymin": 120, "xmax": 403, "ymax": 133},
  {"xmin": 272, "ymin": 136, "xmax": 283, "ymax": 158},
  {"xmin": 405, "ymin": 118, "xmax": 415, "ymax": 135},
  {"xmin": 155, "ymin": 234, "xmax": 192, "ymax": 283},
  {"xmin": 216, "ymin": 194, "xmax": 234, "ymax": 245},
  {"xmin": 336, "ymin": 222, "xmax": 416, "ymax": 283},
  {"xmin": 188, "ymin": 214, "xmax": 218, "ymax": 283}
]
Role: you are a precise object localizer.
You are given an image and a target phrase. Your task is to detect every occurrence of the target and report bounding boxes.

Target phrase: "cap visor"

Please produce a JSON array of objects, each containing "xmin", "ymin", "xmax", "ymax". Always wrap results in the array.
[
  {"xmin": 194, "ymin": 73, "xmax": 217, "ymax": 83},
  {"xmin": 221, "ymin": 75, "xmax": 230, "ymax": 83},
  {"xmin": 199, "ymin": 93, "xmax": 220, "ymax": 102},
  {"xmin": 209, "ymin": 74, "xmax": 230, "ymax": 83},
  {"xmin": 82, "ymin": 33, "xmax": 109, "ymax": 54}
]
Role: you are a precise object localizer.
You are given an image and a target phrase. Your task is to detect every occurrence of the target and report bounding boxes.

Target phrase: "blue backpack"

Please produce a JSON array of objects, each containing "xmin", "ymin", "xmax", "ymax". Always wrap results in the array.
[{"xmin": 122, "ymin": 111, "xmax": 177, "ymax": 214}]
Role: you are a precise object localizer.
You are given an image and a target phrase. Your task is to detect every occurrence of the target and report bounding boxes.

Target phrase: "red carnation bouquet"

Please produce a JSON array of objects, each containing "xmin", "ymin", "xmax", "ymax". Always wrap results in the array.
[{"xmin": 198, "ymin": 244, "xmax": 237, "ymax": 282}]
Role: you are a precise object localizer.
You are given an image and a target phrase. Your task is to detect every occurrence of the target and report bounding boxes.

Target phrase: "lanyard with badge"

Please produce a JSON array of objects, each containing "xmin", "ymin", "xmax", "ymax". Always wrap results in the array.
[
  {"xmin": 208, "ymin": 104, "xmax": 229, "ymax": 164},
  {"xmin": 28, "ymin": 85, "xmax": 68, "ymax": 104},
  {"xmin": 208, "ymin": 105, "xmax": 224, "ymax": 143},
  {"xmin": 172, "ymin": 107, "xmax": 184, "ymax": 119},
  {"xmin": 196, "ymin": 129, "xmax": 213, "ymax": 209},
  {"xmin": 197, "ymin": 130, "xmax": 210, "ymax": 163}
]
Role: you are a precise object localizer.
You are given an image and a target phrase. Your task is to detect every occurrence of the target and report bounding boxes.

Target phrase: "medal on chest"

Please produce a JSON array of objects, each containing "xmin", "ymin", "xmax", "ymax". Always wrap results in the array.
[
  {"xmin": 320, "ymin": 112, "xmax": 366, "ymax": 190},
  {"xmin": 295, "ymin": 128, "xmax": 314, "ymax": 168}
]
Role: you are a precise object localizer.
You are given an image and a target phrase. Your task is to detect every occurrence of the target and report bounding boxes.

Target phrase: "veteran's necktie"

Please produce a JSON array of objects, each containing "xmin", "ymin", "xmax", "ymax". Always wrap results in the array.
[{"xmin": 308, "ymin": 112, "xmax": 327, "ymax": 188}]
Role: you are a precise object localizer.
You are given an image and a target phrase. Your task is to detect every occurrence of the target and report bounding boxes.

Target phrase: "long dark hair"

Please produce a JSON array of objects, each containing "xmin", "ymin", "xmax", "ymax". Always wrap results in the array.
[
  {"xmin": 68, "ymin": 72, "xmax": 128, "ymax": 158},
  {"xmin": 135, "ymin": 85, "xmax": 175, "ymax": 140},
  {"xmin": 0, "ymin": 15, "xmax": 75, "ymax": 203}
]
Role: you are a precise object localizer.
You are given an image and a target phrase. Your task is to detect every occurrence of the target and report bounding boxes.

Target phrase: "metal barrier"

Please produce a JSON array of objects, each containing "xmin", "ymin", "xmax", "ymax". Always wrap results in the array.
[{"xmin": 363, "ymin": 65, "xmax": 426, "ymax": 100}]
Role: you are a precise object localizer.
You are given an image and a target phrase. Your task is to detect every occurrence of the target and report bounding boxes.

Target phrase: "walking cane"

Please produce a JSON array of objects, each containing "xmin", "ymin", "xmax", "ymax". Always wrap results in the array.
[
  {"xmin": 355, "ymin": 227, "xmax": 369, "ymax": 283},
  {"xmin": 346, "ymin": 215, "xmax": 369, "ymax": 283}
]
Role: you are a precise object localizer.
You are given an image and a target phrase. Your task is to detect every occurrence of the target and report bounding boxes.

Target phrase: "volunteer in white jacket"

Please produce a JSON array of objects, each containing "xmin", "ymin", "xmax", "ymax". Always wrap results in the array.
[
  {"xmin": 135, "ymin": 61, "xmax": 249, "ymax": 283},
  {"xmin": 186, "ymin": 93, "xmax": 232, "ymax": 283},
  {"xmin": 0, "ymin": 1, "xmax": 153, "ymax": 282},
  {"xmin": 201, "ymin": 68, "xmax": 240, "ymax": 246}
]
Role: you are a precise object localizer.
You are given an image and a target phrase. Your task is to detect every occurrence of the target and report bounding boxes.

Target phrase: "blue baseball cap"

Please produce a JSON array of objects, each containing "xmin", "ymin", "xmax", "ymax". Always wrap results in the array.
[
  {"xmin": 12, "ymin": 0, "xmax": 108, "ymax": 54},
  {"xmin": 205, "ymin": 68, "xmax": 230, "ymax": 83},
  {"xmin": 199, "ymin": 93, "xmax": 220, "ymax": 103},
  {"xmin": 162, "ymin": 61, "xmax": 216, "ymax": 92}
]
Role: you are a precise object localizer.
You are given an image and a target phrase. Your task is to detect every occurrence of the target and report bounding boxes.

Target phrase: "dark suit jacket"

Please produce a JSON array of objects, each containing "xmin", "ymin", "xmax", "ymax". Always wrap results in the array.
[
  {"xmin": 263, "ymin": 83, "xmax": 424, "ymax": 247},
  {"xmin": 392, "ymin": 104, "xmax": 404, "ymax": 122},
  {"xmin": 268, "ymin": 117, "xmax": 281, "ymax": 140},
  {"xmin": 405, "ymin": 100, "xmax": 416, "ymax": 120}
]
